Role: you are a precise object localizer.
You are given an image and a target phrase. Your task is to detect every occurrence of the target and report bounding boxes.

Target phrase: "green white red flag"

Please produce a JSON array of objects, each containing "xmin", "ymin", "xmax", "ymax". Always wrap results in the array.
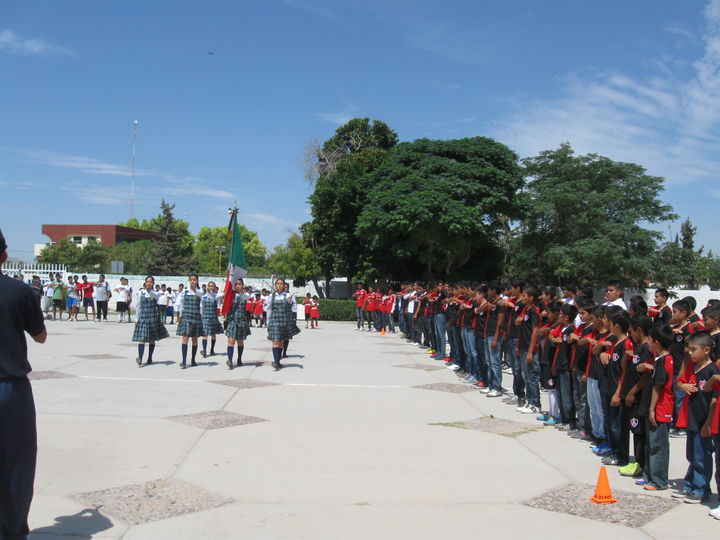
[{"xmin": 221, "ymin": 208, "xmax": 248, "ymax": 316}]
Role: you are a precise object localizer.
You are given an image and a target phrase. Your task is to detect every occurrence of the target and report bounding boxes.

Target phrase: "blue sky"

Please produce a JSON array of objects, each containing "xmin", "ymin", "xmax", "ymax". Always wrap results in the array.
[{"xmin": 1, "ymin": 0, "xmax": 718, "ymax": 263}]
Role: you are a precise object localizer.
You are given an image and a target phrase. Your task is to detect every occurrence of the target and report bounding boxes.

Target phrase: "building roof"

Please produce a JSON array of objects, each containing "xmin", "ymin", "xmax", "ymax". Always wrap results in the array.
[{"xmin": 41, "ymin": 224, "xmax": 159, "ymax": 246}]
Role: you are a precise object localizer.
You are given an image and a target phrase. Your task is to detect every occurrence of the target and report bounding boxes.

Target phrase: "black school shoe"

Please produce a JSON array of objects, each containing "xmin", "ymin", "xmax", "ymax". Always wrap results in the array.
[
  {"xmin": 135, "ymin": 357, "xmax": 142, "ymax": 366},
  {"xmin": 191, "ymin": 361, "xmax": 198, "ymax": 367},
  {"xmin": 272, "ymin": 361, "xmax": 281, "ymax": 371},
  {"xmin": 226, "ymin": 360, "xmax": 233, "ymax": 370},
  {"xmin": 180, "ymin": 362, "xmax": 187, "ymax": 369}
]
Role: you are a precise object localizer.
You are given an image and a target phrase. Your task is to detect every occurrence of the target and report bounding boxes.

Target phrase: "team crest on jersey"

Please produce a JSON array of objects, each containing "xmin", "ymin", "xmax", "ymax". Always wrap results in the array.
[
  {"xmin": 548, "ymin": 379, "xmax": 554, "ymax": 386},
  {"xmin": 630, "ymin": 417, "xmax": 639, "ymax": 428},
  {"xmin": 612, "ymin": 353, "xmax": 620, "ymax": 362},
  {"xmin": 563, "ymin": 334, "xmax": 568, "ymax": 342},
  {"xmin": 699, "ymin": 380, "xmax": 706, "ymax": 391},
  {"xmin": 676, "ymin": 334, "xmax": 683, "ymax": 342},
  {"xmin": 524, "ymin": 315, "xmax": 529, "ymax": 321},
  {"xmin": 632, "ymin": 354, "xmax": 640, "ymax": 364}
]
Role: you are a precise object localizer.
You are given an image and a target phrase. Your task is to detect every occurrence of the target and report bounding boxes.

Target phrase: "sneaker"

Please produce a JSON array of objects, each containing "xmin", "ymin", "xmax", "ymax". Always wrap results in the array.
[
  {"xmin": 486, "ymin": 389, "xmax": 503, "ymax": 397},
  {"xmin": 709, "ymin": 505, "xmax": 720, "ymax": 520},
  {"xmin": 619, "ymin": 462, "xmax": 643, "ymax": 477},
  {"xmin": 556, "ymin": 423, "xmax": 573, "ymax": 431},
  {"xmin": 576, "ymin": 432, "xmax": 594, "ymax": 442},
  {"xmin": 475, "ymin": 381, "xmax": 487, "ymax": 388},
  {"xmin": 426, "ymin": 349, "xmax": 436, "ymax": 354},
  {"xmin": 643, "ymin": 483, "xmax": 666, "ymax": 491},
  {"xmin": 671, "ymin": 489, "xmax": 690, "ymax": 499},
  {"xmin": 543, "ymin": 417, "xmax": 559, "ymax": 426},
  {"xmin": 536, "ymin": 413, "xmax": 549, "ymax": 422},
  {"xmin": 446, "ymin": 364, "xmax": 461, "ymax": 371},
  {"xmin": 591, "ymin": 441, "xmax": 611, "ymax": 453},
  {"xmin": 669, "ymin": 428, "xmax": 687, "ymax": 438},
  {"xmin": 479, "ymin": 387, "xmax": 491, "ymax": 394},
  {"xmin": 684, "ymin": 493, "xmax": 705, "ymax": 504},
  {"xmin": 519, "ymin": 404, "xmax": 540, "ymax": 414},
  {"xmin": 601, "ymin": 455, "xmax": 627, "ymax": 466},
  {"xmin": 516, "ymin": 401, "xmax": 528, "ymax": 412},
  {"xmin": 442, "ymin": 357, "xmax": 452, "ymax": 362},
  {"xmin": 463, "ymin": 376, "xmax": 479, "ymax": 384},
  {"xmin": 635, "ymin": 478, "xmax": 649, "ymax": 485},
  {"xmin": 503, "ymin": 395, "xmax": 518, "ymax": 404}
]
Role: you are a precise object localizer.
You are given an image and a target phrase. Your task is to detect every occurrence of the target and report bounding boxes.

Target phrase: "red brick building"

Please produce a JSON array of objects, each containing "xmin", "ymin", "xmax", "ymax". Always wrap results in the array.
[{"xmin": 38, "ymin": 225, "xmax": 159, "ymax": 255}]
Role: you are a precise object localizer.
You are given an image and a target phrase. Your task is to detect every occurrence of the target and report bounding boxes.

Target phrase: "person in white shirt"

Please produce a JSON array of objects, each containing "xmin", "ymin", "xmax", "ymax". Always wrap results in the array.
[
  {"xmin": 173, "ymin": 283, "xmax": 185, "ymax": 324},
  {"xmin": 157, "ymin": 285, "xmax": 169, "ymax": 325},
  {"xmin": 176, "ymin": 276, "xmax": 204, "ymax": 369},
  {"xmin": 200, "ymin": 281, "xmax": 224, "ymax": 357},
  {"xmin": 93, "ymin": 274, "xmax": 112, "ymax": 322},
  {"xmin": 602, "ymin": 281, "xmax": 628, "ymax": 310},
  {"xmin": 113, "ymin": 278, "xmax": 133, "ymax": 323}
]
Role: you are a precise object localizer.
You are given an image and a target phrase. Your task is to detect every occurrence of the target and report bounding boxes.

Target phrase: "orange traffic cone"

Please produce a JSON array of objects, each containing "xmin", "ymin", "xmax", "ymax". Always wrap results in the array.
[
  {"xmin": 381, "ymin": 328, "xmax": 386, "ymax": 336},
  {"xmin": 590, "ymin": 466, "xmax": 617, "ymax": 504}
]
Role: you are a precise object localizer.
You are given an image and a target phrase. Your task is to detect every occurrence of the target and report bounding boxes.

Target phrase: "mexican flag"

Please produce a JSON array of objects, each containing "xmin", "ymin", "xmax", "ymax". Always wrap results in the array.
[{"xmin": 221, "ymin": 208, "xmax": 248, "ymax": 316}]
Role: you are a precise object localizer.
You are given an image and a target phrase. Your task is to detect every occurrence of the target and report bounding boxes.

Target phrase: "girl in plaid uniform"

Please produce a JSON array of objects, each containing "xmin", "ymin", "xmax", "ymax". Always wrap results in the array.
[
  {"xmin": 200, "ymin": 281, "xmax": 224, "ymax": 358},
  {"xmin": 266, "ymin": 278, "xmax": 300, "ymax": 370},
  {"xmin": 225, "ymin": 278, "xmax": 251, "ymax": 369},
  {"xmin": 133, "ymin": 276, "xmax": 169, "ymax": 366},
  {"xmin": 177, "ymin": 274, "xmax": 204, "ymax": 369}
]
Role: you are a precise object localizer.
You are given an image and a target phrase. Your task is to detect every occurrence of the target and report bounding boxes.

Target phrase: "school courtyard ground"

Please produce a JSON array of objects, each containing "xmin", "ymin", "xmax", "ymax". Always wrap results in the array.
[{"xmin": 27, "ymin": 320, "xmax": 718, "ymax": 539}]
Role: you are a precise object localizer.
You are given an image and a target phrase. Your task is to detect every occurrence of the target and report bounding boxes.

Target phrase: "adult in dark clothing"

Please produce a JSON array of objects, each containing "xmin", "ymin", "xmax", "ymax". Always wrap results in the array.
[{"xmin": 0, "ymin": 228, "xmax": 47, "ymax": 540}]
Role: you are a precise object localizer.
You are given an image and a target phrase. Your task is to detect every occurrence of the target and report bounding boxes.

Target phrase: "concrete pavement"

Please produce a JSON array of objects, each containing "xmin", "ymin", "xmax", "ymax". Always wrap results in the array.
[{"xmin": 25, "ymin": 320, "xmax": 719, "ymax": 538}]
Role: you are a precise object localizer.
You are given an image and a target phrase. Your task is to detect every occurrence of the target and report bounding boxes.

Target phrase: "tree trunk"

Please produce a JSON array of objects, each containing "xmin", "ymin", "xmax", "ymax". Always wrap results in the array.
[{"xmin": 312, "ymin": 278, "xmax": 325, "ymax": 299}]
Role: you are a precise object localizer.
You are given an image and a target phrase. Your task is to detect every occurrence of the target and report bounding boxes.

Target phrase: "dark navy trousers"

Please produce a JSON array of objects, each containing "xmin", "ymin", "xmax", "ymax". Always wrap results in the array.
[{"xmin": 0, "ymin": 378, "xmax": 37, "ymax": 540}]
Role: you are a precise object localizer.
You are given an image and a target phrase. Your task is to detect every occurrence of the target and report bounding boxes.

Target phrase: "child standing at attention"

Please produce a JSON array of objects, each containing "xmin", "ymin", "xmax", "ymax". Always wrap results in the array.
[
  {"xmin": 700, "ymin": 307, "xmax": 720, "ymax": 359},
  {"xmin": 674, "ymin": 332, "xmax": 719, "ymax": 503},
  {"xmin": 642, "ymin": 324, "xmax": 675, "ymax": 491},
  {"xmin": 310, "ymin": 295, "xmax": 320, "ymax": 328},
  {"xmin": 176, "ymin": 275, "xmax": 204, "ymax": 369},
  {"xmin": 200, "ymin": 281, "xmax": 224, "ymax": 358},
  {"xmin": 303, "ymin": 293, "xmax": 313, "ymax": 329},
  {"xmin": 516, "ymin": 286, "xmax": 542, "ymax": 414}
]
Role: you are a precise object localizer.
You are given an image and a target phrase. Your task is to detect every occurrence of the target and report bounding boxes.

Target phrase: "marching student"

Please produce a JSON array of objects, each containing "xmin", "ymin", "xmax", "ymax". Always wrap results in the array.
[
  {"xmin": 132, "ymin": 276, "xmax": 169, "ymax": 366},
  {"xmin": 176, "ymin": 275, "xmax": 204, "ymax": 369},
  {"xmin": 254, "ymin": 290, "xmax": 267, "ymax": 327},
  {"xmin": 245, "ymin": 289, "xmax": 255, "ymax": 327},
  {"xmin": 225, "ymin": 278, "xmax": 251, "ymax": 369},
  {"xmin": 201, "ymin": 281, "xmax": 224, "ymax": 358},
  {"xmin": 265, "ymin": 278, "xmax": 300, "ymax": 370}
]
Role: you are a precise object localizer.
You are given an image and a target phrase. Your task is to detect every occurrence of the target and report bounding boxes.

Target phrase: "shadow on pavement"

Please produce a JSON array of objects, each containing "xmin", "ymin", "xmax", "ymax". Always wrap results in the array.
[
  {"xmin": 280, "ymin": 363, "xmax": 304, "ymax": 369},
  {"xmin": 31, "ymin": 507, "xmax": 113, "ymax": 539}
]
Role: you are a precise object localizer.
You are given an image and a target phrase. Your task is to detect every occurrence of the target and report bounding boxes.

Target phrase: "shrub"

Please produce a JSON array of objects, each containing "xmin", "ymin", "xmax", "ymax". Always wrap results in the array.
[{"xmin": 318, "ymin": 299, "xmax": 355, "ymax": 321}]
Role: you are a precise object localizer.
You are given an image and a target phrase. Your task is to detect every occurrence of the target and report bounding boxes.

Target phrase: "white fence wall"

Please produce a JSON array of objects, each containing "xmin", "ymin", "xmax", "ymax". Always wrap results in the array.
[{"xmin": 2, "ymin": 263, "xmax": 68, "ymax": 283}]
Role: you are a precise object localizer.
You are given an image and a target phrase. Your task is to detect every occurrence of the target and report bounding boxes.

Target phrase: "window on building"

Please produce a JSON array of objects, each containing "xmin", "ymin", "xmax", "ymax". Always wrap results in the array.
[{"xmin": 73, "ymin": 236, "xmax": 82, "ymax": 245}]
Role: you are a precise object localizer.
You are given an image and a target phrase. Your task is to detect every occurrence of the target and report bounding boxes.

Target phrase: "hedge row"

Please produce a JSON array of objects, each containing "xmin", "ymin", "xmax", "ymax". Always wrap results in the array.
[{"xmin": 318, "ymin": 299, "xmax": 356, "ymax": 321}]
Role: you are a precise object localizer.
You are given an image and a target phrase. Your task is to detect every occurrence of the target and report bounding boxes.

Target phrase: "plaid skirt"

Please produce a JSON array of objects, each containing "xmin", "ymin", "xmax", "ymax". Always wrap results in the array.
[
  {"xmin": 201, "ymin": 296, "xmax": 224, "ymax": 335},
  {"xmin": 177, "ymin": 294, "xmax": 204, "ymax": 337},
  {"xmin": 225, "ymin": 298, "xmax": 251, "ymax": 340},
  {"xmin": 132, "ymin": 295, "xmax": 169, "ymax": 342},
  {"xmin": 267, "ymin": 299, "xmax": 301, "ymax": 341}
]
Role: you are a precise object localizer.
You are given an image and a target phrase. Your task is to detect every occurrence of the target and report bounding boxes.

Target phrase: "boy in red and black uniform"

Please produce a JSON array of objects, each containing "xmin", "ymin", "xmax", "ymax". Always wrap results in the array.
[
  {"xmin": 599, "ymin": 310, "xmax": 633, "ymax": 466},
  {"xmin": 516, "ymin": 286, "xmax": 542, "ymax": 414},
  {"xmin": 670, "ymin": 299, "xmax": 701, "ymax": 436},
  {"xmin": 648, "ymin": 288, "xmax": 672, "ymax": 326},
  {"xmin": 483, "ymin": 283, "xmax": 507, "ymax": 397},
  {"xmin": 364, "ymin": 286, "xmax": 377, "ymax": 332},
  {"xmin": 621, "ymin": 315, "xmax": 654, "ymax": 477},
  {"xmin": 500, "ymin": 282, "xmax": 525, "ymax": 406},
  {"xmin": 675, "ymin": 332, "xmax": 719, "ymax": 502},
  {"xmin": 538, "ymin": 302, "xmax": 561, "ymax": 423},
  {"xmin": 568, "ymin": 300, "xmax": 596, "ymax": 440},
  {"xmin": 553, "ymin": 304, "xmax": 579, "ymax": 430},
  {"xmin": 444, "ymin": 285, "xmax": 463, "ymax": 369},
  {"xmin": 642, "ymin": 324, "xmax": 675, "ymax": 491}
]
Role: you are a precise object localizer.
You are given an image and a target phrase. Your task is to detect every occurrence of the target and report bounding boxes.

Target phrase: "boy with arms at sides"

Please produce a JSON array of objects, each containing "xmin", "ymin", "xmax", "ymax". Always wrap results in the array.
[
  {"xmin": 674, "ymin": 332, "xmax": 719, "ymax": 503},
  {"xmin": 619, "ymin": 315, "xmax": 654, "ymax": 478},
  {"xmin": 516, "ymin": 286, "xmax": 542, "ymax": 414},
  {"xmin": 537, "ymin": 301, "xmax": 562, "ymax": 425},
  {"xmin": 648, "ymin": 288, "xmax": 672, "ymax": 326},
  {"xmin": 642, "ymin": 324, "xmax": 675, "ymax": 491}
]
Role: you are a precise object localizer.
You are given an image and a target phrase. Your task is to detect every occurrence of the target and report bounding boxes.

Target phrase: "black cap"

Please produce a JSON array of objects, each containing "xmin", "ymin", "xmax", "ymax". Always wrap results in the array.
[{"xmin": 0, "ymin": 228, "xmax": 7, "ymax": 255}]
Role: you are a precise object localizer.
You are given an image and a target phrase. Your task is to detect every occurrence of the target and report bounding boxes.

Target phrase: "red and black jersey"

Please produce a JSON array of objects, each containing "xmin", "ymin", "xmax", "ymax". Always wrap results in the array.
[
  {"xmin": 506, "ymin": 297, "xmax": 520, "ymax": 340},
  {"xmin": 676, "ymin": 362, "xmax": 720, "ymax": 431},
  {"xmin": 353, "ymin": 289, "xmax": 367, "ymax": 308},
  {"xmin": 517, "ymin": 304, "xmax": 541, "ymax": 352},
  {"xmin": 650, "ymin": 354, "xmax": 675, "ymax": 423},
  {"xmin": 622, "ymin": 341, "xmax": 653, "ymax": 400},
  {"xmin": 552, "ymin": 324, "xmax": 575, "ymax": 371},
  {"xmin": 602, "ymin": 336, "xmax": 633, "ymax": 395},
  {"xmin": 652, "ymin": 305, "xmax": 672, "ymax": 326},
  {"xmin": 670, "ymin": 323, "xmax": 697, "ymax": 376},
  {"xmin": 541, "ymin": 322, "xmax": 561, "ymax": 366},
  {"xmin": 587, "ymin": 331, "xmax": 614, "ymax": 381},
  {"xmin": 484, "ymin": 300, "xmax": 506, "ymax": 339}
]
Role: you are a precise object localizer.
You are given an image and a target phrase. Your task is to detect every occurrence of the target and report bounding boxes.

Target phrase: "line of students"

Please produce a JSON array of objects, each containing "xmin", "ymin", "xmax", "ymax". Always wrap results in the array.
[
  {"xmin": 131, "ymin": 275, "xmax": 301, "ymax": 372},
  {"xmin": 357, "ymin": 280, "xmax": 720, "ymax": 518}
]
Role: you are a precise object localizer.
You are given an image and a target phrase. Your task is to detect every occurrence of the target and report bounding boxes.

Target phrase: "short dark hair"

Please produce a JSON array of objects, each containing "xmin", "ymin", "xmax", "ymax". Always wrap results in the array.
[
  {"xmin": 701, "ymin": 307, "xmax": 720, "ymax": 320},
  {"xmin": 672, "ymin": 299, "xmax": 691, "ymax": 316},
  {"xmin": 681, "ymin": 295, "xmax": 697, "ymax": 312},
  {"xmin": 655, "ymin": 288, "xmax": 669, "ymax": 300},
  {"xmin": 649, "ymin": 324, "xmax": 674, "ymax": 349},
  {"xmin": 0, "ymin": 228, "xmax": 7, "ymax": 255},
  {"xmin": 629, "ymin": 296, "xmax": 648, "ymax": 315},
  {"xmin": 687, "ymin": 332, "xmax": 713, "ymax": 350},
  {"xmin": 523, "ymin": 286, "xmax": 540, "ymax": 302},
  {"xmin": 610, "ymin": 311, "xmax": 631, "ymax": 332},
  {"xmin": 630, "ymin": 314, "xmax": 652, "ymax": 335},
  {"xmin": 562, "ymin": 284, "xmax": 577, "ymax": 294},
  {"xmin": 606, "ymin": 281, "xmax": 623, "ymax": 292},
  {"xmin": 546, "ymin": 300, "xmax": 562, "ymax": 313},
  {"xmin": 561, "ymin": 304, "xmax": 578, "ymax": 320}
]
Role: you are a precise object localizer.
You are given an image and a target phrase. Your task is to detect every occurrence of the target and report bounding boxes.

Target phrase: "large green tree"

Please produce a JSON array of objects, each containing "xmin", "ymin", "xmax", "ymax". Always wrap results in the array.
[
  {"xmin": 146, "ymin": 200, "xmax": 196, "ymax": 275},
  {"xmin": 509, "ymin": 143, "xmax": 676, "ymax": 287},
  {"xmin": 267, "ymin": 230, "xmax": 323, "ymax": 295},
  {"xmin": 194, "ymin": 225, "xmax": 267, "ymax": 275},
  {"xmin": 355, "ymin": 136, "xmax": 523, "ymax": 280},
  {"xmin": 306, "ymin": 118, "xmax": 399, "ymax": 293}
]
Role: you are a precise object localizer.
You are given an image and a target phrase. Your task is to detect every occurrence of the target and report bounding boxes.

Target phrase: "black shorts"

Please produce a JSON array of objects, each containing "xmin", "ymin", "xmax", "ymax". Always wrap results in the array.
[
  {"xmin": 83, "ymin": 298, "xmax": 94, "ymax": 308},
  {"xmin": 116, "ymin": 302, "xmax": 128, "ymax": 312},
  {"xmin": 52, "ymin": 299, "xmax": 64, "ymax": 309}
]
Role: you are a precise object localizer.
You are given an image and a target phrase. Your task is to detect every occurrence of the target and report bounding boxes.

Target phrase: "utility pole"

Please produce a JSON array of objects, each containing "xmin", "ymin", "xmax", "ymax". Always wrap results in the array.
[{"xmin": 131, "ymin": 120, "xmax": 139, "ymax": 219}]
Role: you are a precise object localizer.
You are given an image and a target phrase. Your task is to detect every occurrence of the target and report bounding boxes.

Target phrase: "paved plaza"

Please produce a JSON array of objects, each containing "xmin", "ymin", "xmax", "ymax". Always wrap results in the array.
[{"xmin": 26, "ymin": 320, "xmax": 719, "ymax": 538}]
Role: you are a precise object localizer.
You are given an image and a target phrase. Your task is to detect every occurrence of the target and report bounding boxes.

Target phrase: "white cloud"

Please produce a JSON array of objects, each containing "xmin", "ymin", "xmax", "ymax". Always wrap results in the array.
[
  {"xmin": 11, "ymin": 149, "xmax": 138, "ymax": 177},
  {"xmin": 491, "ymin": 0, "xmax": 720, "ymax": 187},
  {"xmin": 316, "ymin": 103, "xmax": 358, "ymax": 125},
  {"xmin": 0, "ymin": 29, "xmax": 73, "ymax": 56}
]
